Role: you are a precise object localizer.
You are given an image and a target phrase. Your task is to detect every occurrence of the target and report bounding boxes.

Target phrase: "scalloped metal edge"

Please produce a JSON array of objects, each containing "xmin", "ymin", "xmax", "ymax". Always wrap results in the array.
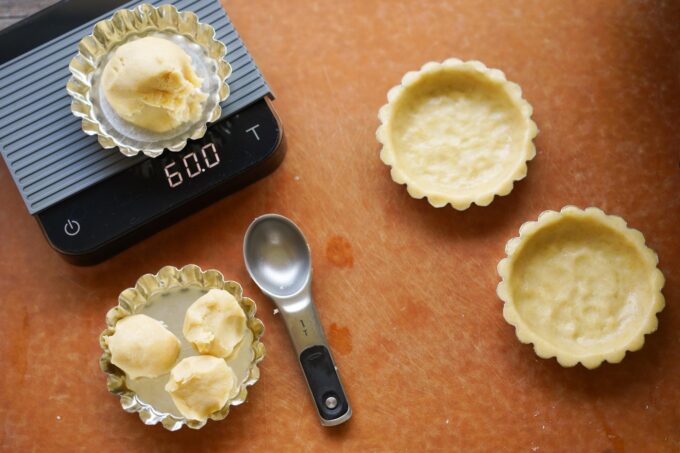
[
  {"xmin": 67, "ymin": 3, "xmax": 232, "ymax": 158},
  {"xmin": 99, "ymin": 264, "xmax": 265, "ymax": 431},
  {"xmin": 496, "ymin": 206, "xmax": 665, "ymax": 369},
  {"xmin": 376, "ymin": 58, "xmax": 538, "ymax": 210}
]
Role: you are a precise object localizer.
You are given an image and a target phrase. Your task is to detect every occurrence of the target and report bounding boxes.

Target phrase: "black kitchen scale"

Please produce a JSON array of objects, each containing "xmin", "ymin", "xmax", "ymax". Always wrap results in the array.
[{"xmin": 0, "ymin": 0, "xmax": 284, "ymax": 265}]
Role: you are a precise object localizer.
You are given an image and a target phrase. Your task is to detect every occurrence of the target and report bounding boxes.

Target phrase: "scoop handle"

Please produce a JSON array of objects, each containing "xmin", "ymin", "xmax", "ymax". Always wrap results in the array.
[{"xmin": 280, "ymin": 296, "xmax": 352, "ymax": 426}]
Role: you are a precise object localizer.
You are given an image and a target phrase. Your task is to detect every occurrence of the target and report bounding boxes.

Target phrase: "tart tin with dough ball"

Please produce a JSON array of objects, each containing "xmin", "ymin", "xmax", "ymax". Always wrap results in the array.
[
  {"xmin": 377, "ymin": 58, "xmax": 538, "ymax": 210},
  {"xmin": 99, "ymin": 265, "xmax": 265, "ymax": 431},
  {"xmin": 497, "ymin": 206, "xmax": 665, "ymax": 369},
  {"xmin": 67, "ymin": 4, "xmax": 232, "ymax": 158}
]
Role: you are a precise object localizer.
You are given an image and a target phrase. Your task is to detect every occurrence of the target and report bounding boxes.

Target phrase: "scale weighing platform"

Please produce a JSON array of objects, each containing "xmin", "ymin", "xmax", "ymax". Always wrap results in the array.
[{"xmin": 0, "ymin": 0, "xmax": 284, "ymax": 265}]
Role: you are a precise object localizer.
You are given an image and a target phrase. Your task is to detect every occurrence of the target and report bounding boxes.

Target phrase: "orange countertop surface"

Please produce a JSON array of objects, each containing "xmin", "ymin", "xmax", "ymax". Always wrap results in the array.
[{"xmin": 0, "ymin": 0, "xmax": 678, "ymax": 451}]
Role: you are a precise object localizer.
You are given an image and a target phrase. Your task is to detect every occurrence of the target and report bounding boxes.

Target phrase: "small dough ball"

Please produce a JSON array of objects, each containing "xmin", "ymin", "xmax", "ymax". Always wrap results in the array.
[
  {"xmin": 183, "ymin": 289, "xmax": 246, "ymax": 358},
  {"xmin": 107, "ymin": 314, "xmax": 181, "ymax": 379},
  {"xmin": 101, "ymin": 36, "xmax": 207, "ymax": 133},
  {"xmin": 165, "ymin": 355, "xmax": 237, "ymax": 421}
]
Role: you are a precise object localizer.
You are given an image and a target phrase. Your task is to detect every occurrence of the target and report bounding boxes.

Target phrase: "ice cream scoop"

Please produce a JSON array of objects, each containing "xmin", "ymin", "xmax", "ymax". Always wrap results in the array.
[{"xmin": 243, "ymin": 214, "xmax": 352, "ymax": 426}]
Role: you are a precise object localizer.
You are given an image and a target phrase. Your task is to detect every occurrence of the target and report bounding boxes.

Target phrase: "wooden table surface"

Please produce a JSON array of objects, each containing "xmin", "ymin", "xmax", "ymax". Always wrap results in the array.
[{"xmin": 1, "ymin": 1, "xmax": 678, "ymax": 451}]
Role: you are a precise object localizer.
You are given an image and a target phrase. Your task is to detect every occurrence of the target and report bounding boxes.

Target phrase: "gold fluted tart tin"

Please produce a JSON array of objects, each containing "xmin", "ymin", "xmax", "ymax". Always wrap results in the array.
[
  {"xmin": 99, "ymin": 265, "xmax": 265, "ymax": 431},
  {"xmin": 67, "ymin": 4, "xmax": 232, "ymax": 158}
]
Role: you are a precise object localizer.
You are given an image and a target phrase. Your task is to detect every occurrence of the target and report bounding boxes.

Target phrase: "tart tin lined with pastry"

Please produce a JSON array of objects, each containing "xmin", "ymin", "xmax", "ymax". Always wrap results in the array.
[
  {"xmin": 377, "ymin": 58, "xmax": 537, "ymax": 210},
  {"xmin": 497, "ymin": 206, "xmax": 665, "ymax": 369}
]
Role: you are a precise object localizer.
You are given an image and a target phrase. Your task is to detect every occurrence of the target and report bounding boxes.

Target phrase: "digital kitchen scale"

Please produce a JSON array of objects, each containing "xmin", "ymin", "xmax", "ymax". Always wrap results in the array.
[{"xmin": 0, "ymin": 0, "xmax": 284, "ymax": 265}]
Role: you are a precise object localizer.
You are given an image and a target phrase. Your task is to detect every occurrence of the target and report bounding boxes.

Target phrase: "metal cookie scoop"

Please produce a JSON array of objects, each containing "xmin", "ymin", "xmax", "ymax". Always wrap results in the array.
[{"xmin": 243, "ymin": 214, "xmax": 352, "ymax": 426}]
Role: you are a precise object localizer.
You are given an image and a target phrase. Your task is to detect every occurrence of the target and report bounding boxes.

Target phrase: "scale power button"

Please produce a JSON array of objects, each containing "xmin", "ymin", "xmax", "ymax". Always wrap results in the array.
[{"xmin": 64, "ymin": 219, "xmax": 81, "ymax": 237}]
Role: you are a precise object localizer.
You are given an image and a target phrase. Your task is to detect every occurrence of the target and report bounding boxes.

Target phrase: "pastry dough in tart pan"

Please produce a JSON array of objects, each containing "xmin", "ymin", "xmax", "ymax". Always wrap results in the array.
[
  {"xmin": 497, "ymin": 206, "xmax": 665, "ymax": 369},
  {"xmin": 377, "ymin": 58, "xmax": 538, "ymax": 209}
]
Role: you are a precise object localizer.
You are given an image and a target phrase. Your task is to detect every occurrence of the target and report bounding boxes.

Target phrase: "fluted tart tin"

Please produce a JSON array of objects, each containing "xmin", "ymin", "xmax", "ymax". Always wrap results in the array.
[
  {"xmin": 99, "ymin": 265, "xmax": 265, "ymax": 431},
  {"xmin": 67, "ymin": 4, "xmax": 232, "ymax": 158}
]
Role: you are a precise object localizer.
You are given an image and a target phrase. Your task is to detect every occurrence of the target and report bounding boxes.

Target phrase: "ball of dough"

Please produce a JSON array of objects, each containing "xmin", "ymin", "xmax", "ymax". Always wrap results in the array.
[
  {"xmin": 165, "ymin": 355, "xmax": 237, "ymax": 421},
  {"xmin": 183, "ymin": 289, "xmax": 247, "ymax": 358},
  {"xmin": 101, "ymin": 36, "xmax": 207, "ymax": 133},
  {"xmin": 107, "ymin": 314, "xmax": 181, "ymax": 379}
]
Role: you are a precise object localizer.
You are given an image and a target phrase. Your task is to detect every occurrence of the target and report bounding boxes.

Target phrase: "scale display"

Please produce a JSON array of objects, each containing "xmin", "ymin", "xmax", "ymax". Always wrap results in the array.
[
  {"xmin": 37, "ymin": 99, "xmax": 284, "ymax": 263},
  {"xmin": 163, "ymin": 143, "xmax": 222, "ymax": 188}
]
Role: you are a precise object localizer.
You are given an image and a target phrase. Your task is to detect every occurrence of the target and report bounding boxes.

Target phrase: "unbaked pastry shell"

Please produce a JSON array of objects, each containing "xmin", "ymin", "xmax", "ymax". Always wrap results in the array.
[
  {"xmin": 99, "ymin": 264, "xmax": 265, "ymax": 431},
  {"xmin": 67, "ymin": 3, "xmax": 231, "ymax": 158},
  {"xmin": 497, "ymin": 206, "xmax": 665, "ymax": 369},
  {"xmin": 377, "ymin": 58, "xmax": 538, "ymax": 210}
]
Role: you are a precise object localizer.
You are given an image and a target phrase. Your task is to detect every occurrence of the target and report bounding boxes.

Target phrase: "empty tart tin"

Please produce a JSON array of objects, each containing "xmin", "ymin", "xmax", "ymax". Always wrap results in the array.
[
  {"xmin": 497, "ymin": 206, "xmax": 665, "ymax": 369},
  {"xmin": 99, "ymin": 264, "xmax": 265, "ymax": 430},
  {"xmin": 67, "ymin": 3, "xmax": 232, "ymax": 158}
]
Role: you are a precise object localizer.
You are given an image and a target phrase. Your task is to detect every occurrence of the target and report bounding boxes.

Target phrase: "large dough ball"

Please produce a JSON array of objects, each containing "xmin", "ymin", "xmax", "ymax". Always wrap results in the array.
[
  {"xmin": 183, "ymin": 289, "xmax": 246, "ymax": 358},
  {"xmin": 101, "ymin": 36, "xmax": 207, "ymax": 133},
  {"xmin": 107, "ymin": 314, "xmax": 181, "ymax": 379},
  {"xmin": 165, "ymin": 355, "xmax": 237, "ymax": 421}
]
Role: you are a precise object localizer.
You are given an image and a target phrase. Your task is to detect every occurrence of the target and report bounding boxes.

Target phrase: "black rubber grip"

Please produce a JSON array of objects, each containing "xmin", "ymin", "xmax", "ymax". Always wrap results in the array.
[{"xmin": 299, "ymin": 345, "xmax": 349, "ymax": 422}]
